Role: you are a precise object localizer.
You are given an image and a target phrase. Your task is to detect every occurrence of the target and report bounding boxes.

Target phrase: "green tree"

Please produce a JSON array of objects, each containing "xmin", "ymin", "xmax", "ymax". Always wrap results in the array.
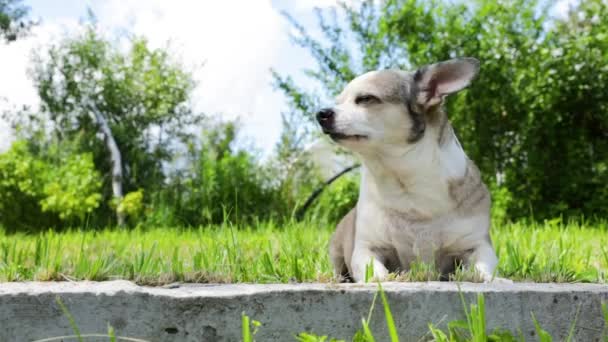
[
  {"xmin": 0, "ymin": 139, "xmax": 101, "ymax": 231},
  {"xmin": 275, "ymin": 0, "xmax": 608, "ymax": 220},
  {"xmin": 152, "ymin": 120, "xmax": 286, "ymax": 226},
  {"xmin": 19, "ymin": 27, "xmax": 198, "ymax": 226},
  {"xmin": 0, "ymin": 0, "xmax": 30, "ymax": 42}
]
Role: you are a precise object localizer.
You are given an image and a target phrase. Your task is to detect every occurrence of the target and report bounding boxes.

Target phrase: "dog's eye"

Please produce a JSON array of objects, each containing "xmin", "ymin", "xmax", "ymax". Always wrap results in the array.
[{"xmin": 355, "ymin": 94, "xmax": 380, "ymax": 105}]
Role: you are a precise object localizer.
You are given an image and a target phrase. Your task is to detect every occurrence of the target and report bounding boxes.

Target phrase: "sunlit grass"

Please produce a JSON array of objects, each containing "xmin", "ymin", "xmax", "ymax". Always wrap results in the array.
[{"xmin": 0, "ymin": 218, "xmax": 606, "ymax": 284}]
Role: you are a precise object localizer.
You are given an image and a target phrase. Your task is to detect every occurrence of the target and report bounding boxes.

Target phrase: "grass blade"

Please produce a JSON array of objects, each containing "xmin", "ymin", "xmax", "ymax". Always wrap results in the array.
[
  {"xmin": 108, "ymin": 324, "xmax": 116, "ymax": 342},
  {"xmin": 531, "ymin": 312, "xmax": 553, "ymax": 342},
  {"xmin": 365, "ymin": 260, "xmax": 374, "ymax": 283},
  {"xmin": 361, "ymin": 318, "xmax": 376, "ymax": 342},
  {"xmin": 471, "ymin": 293, "xmax": 486, "ymax": 342},
  {"xmin": 456, "ymin": 284, "xmax": 473, "ymax": 335},
  {"xmin": 377, "ymin": 282, "xmax": 399, "ymax": 342},
  {"xmin": 242, "ymin": 312, "xmax": 252, "ymax": 342},
  {"xmin": 428, "ymin": 323, "xmax": 449, "ymax": 342},
  {"xmin": 565, "ymin": 303, "xmax": 581, "ymax": 342},
  {"xmin": 55, "ymin": 296, "xmax": 83, "ymax": 342}
]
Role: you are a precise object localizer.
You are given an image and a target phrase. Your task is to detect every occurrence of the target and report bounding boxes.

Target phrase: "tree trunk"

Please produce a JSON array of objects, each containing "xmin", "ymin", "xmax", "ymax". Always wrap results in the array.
[{"xmin": 89, "ymin": 103, "xmax": 126, "ymax": 227}]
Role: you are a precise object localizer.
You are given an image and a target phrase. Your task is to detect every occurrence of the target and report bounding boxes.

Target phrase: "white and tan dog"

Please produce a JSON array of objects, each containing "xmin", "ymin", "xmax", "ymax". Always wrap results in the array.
[{"xmin": 317, "ymin": 58, "xmax": 507, "ymax": 283}]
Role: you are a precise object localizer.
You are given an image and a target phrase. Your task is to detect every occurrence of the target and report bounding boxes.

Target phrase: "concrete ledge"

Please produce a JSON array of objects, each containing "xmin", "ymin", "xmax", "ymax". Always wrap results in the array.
[{"xmin": 1, "ymin": 281, "xmax": 606, "ymax": 341}]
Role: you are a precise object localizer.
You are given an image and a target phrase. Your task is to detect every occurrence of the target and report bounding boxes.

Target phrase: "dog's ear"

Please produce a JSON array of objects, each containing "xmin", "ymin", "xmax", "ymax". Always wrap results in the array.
[{"xmin": 413, "ymin": 58, "xmax": 479, "ymax": 109}]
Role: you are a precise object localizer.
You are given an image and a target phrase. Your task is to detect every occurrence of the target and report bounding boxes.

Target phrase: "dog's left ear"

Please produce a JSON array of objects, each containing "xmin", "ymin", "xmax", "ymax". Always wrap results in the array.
[{"xmin": 413, "ymin": 57, "xmax": 479, "ymax": 109}]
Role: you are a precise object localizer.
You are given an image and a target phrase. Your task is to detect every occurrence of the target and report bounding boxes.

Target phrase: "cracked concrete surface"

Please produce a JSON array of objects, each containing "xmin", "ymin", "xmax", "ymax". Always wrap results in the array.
[{"xmin": 0, "ymin": 281, "xmax": 606, "ymax": 341}]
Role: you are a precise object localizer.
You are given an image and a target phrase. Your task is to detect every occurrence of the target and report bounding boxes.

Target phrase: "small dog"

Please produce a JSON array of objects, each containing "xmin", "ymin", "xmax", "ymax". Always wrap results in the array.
[{"xmin": 317, "ymin": 58, "xmax": 507, "ymax": 283}]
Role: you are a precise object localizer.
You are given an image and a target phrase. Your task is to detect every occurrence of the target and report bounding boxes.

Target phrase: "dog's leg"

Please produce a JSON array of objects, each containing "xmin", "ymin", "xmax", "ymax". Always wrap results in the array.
[
  {"xmin": 350, "ymin": 245, "xmax": 389, "ymax": 283},
  {"xmin": 466, "ymin": 242, "xmax": 512, "ymax": 283},
  {"xmin": 329, "ymin": 246, "xmax": 351, "ymax": 282},
  {"xmin": 330, "ymin": 208, "xmax": 357, "ymax": 282}
]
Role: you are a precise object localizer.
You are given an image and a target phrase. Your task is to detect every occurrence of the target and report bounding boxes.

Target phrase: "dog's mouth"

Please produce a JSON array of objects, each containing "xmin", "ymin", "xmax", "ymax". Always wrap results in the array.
[{"xmin": 324, "ymin": 131, "xmax": 368, "ymax": 141}]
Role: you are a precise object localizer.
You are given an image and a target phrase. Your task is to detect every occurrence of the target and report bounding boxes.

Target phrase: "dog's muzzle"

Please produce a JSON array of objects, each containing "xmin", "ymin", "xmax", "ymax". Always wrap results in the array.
[
  {"xmin": 316, "ymin": 108, "xmax": 335, "ymax": 130},
  {"xmin": 316, "ymin": 108, "xmax": 368, "ymax": 141}
]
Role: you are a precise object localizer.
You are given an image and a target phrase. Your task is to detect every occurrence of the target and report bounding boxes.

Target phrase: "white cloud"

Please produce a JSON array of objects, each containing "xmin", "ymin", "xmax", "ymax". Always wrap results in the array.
[
  {"xmin": 92, "ymin": 0, "xmax": 291, "ymax": 154},
  {"xmin": 0, "ymin": 37, "xmax": 36, "ymax": 151},
  {"xmin": 553, "ymin": 0, "xmax": 579, "ymax": 19},
  {"xmin": 0, "ymin": 19, "xmax": 81, "ymax": 151},
  {"xmin": 292, "ymin": 0, "xmax": 340, "ymax": 10},
  {"xmin": 291, "ymin": 0, "xmax": 359, "ymax": 11},
  {"xmin": 1, "ymin": 0, "xmax": 310, "ymax": 155}
]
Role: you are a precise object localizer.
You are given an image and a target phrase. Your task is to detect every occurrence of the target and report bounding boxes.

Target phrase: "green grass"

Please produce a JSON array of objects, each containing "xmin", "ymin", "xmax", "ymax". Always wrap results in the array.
[{"xmin": 0, "ymin": 218, "xmax": 606, "ymax": 283}]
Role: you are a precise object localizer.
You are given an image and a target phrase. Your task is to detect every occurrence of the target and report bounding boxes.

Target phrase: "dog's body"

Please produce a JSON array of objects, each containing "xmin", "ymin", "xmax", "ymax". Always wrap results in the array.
[{"xmin": 317, "ymin": 58, "xmax": 505, "ymax": 283}]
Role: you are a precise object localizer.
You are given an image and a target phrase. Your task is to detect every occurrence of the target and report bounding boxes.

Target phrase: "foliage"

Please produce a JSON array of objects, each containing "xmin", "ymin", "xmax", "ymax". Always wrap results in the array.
[
  {"xmin": 150, "ymin": 120, "xmax": 289, "ymax": 226},
  {"xmin": 5, "ymin": 24, "xmax": 307, "ymax": 230},
  {"xmin": 489, "ymin": 184, "xmax": 513, "ymax": 225},
  {"xmin": 117, "ymin": 190, "xmax": 144, "ymax": 223},
  {"xmin": 0, "ymin": 140, "xmax": 101, "ymax": 230},
  {"xmin": 306, "ymin": 173, "xmax": 359, "ymax": 224},
  {"xmin": 0, "ymin": 140, "xmax": 51, "ymax": 230},
  {"xmin": 18, "ymin": 26, "xmax": 198, "ymax": 226},
  {"xmin": 274, "ymin": 0, "xmax": 608, "ymax": 220},
  {"xmin": 39, "ymin": 150, "xmax": 102, "ymax": 221},
  {"xmin": 0, "ymin": 0, "xmax": 29, "ymax": 41}
]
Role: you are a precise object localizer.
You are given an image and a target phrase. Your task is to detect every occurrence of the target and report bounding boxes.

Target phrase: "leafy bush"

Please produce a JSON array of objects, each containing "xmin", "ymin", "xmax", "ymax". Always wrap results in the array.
[
  {"xmin": 39, "ymin": 152, "xmax": 102, "ymax": 221},
  {"xmin": 0, "ymin": 140, "xmax": 102, "ymax": 230},
  {"xmin": 306, "ymin": 173, "xmax": 359, "ymax": 224},
  {"xmin": 148, "ymin": 121, "xmax": 289, "ymax": 226},
  {"xmin": 489, "ymin": 184, "xmax": 513, "ymax": 226},
  {"xmin": 117, "ymin": 189, "xmax": 144, "ymax": 223}
]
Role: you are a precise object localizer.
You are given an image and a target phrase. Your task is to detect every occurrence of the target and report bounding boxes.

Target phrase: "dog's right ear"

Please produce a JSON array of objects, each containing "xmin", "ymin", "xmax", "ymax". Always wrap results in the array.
[{"xmin": 413, "ymin": 58, "xmax": 479, "ymax": 110}]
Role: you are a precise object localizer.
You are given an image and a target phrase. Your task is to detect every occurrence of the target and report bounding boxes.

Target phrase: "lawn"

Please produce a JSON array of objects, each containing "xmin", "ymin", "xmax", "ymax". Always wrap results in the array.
[{"xmin": 0, "ymin": 218, "xmax": 607, "ymax": 284}]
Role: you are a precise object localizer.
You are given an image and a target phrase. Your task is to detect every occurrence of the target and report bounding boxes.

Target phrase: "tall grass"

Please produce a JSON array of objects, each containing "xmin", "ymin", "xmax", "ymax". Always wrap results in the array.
[{"xmin": 0, "ymin": 219, "xmax": 606, "ymax": 283}]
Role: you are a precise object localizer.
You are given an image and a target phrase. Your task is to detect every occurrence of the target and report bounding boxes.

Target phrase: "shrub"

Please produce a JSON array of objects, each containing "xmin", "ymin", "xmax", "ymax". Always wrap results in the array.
[
  {"xmin": 0, "ymin": 140, "xmax": 102, "ymax": 230},
  {"xmin": 148, "ymin": 121, "xmax": 287, "ymax": 226},
  {"xmin": 306, "ymin": 173, "xmax": 359, "ymax": 224}
]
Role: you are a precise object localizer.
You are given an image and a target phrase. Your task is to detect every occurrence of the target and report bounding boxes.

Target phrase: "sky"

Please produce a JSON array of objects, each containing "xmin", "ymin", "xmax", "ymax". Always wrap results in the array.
[
  {"xmin": 0, "ymin": 0, "xmax": 340, "ymax": 155},
  {"xmin": 0, "ymin": 0, "xmax": 577, "ymax": 158}
]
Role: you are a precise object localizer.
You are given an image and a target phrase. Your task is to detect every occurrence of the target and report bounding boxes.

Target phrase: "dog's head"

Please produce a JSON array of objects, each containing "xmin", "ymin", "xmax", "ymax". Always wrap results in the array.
[{"xmin": 316, "ymin": 58, "xmax": 479, "ymax": 154}]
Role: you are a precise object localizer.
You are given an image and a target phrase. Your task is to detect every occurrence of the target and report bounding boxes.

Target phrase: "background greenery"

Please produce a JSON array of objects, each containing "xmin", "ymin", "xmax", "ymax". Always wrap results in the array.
[{"xmin": 1, "ymin": 0, "xmax": 606, "ymax": 232}]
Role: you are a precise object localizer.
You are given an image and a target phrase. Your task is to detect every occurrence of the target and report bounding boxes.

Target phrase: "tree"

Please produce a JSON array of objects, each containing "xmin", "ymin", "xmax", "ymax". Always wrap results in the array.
[
  {"xmin": 274, "ymin": 0, "xmax": 608, "ymax": 220},
  {"xmin": 149, "ymin": 119, "xmax": 287, "ymax": 226},
  {"xmin": 0, "ymin": 0, "xmax": 30, "ymax": 42},
  {"xmin": 20, "ymin": 27, "xmax": 198, "ymax": 226},
  {"xmin": 0, "ymin": 139, "xmax": 102, "ymax": 231}
]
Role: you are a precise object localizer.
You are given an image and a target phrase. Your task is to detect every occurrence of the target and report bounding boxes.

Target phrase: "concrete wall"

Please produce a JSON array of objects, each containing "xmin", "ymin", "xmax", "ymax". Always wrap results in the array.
[{"xmin": 1, "ymin": 281, "xmax": 606, "ymax": 341}]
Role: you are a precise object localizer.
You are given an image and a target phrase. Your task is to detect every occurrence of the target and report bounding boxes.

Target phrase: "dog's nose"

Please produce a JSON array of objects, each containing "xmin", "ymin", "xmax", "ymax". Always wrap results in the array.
[{"xmin": 316, "ymin": 108, "xmax": 335, "ymax": 127}]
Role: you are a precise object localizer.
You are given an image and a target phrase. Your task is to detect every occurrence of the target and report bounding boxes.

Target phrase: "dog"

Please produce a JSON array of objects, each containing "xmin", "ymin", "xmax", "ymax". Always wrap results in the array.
[{"xmin": 316, "ymin": 58, "xmax": 508, "ymax": 283}]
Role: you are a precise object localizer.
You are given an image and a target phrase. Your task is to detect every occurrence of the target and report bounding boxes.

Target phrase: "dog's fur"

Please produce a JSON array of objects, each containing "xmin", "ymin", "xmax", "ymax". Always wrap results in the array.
[{"xmin": 317, "ymin": 58, "xmax": 507, "ymax": 283}]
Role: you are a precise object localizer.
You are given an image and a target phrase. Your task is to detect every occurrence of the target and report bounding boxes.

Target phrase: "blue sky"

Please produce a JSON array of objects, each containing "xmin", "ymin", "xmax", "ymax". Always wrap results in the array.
[{"xmin": 0, "ymin": 0, "xmax": 336, "ymax": 155}]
